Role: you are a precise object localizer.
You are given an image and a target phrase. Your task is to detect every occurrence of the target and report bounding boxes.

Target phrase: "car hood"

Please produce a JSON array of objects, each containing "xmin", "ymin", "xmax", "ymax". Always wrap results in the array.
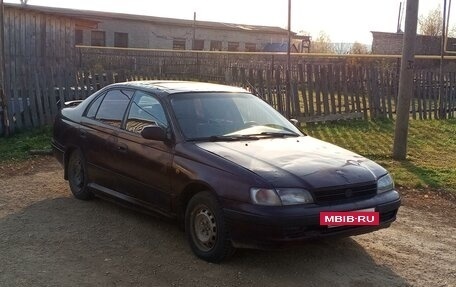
[{"xmin": 195, "ymin": 136, "xmax": 386, "ymax": 189}]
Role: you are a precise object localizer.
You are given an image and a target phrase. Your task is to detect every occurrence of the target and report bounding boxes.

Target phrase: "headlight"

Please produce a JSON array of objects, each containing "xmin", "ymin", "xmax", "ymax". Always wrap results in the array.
[
  {"xmin": 250, "ymin": 188, "xmax": 314, "ymax": 206},
  {"xmin": 276, "ymin": 188, "xmax": 314, "ymax": 205},
  {"xmin": 250, "ymin": 188, "xmax": 281, "ymax": 206},
  {"xmin": 377, "ymin": 173, "xmax": 394, "ymax": 193}
]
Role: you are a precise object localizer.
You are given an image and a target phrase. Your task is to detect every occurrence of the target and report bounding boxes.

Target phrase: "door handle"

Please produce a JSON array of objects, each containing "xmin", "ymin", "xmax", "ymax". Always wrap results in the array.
[
  {"xmin": 80, "ymin": 130, "xmax": 87, "ymax": 138},
  {"xmin": 116, "ymin": 143, "xmax": 128, "ymax": 153}
]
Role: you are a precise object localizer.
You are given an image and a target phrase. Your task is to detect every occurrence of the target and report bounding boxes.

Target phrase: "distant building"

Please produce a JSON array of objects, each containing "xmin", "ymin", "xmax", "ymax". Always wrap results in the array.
[
  {"xmin": 371, "ymin": 31, "xmax": 456, "ymax": 55},
  {"xmin": 4, "ymin": 3, "xmax": 309, "ymax": 53}
]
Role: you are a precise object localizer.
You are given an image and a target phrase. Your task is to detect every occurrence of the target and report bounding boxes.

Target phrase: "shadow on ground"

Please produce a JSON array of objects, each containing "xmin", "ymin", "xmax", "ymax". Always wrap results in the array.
[{"xmin": 0, "ymin": 197, "xmax": 409, "ymax": 287}]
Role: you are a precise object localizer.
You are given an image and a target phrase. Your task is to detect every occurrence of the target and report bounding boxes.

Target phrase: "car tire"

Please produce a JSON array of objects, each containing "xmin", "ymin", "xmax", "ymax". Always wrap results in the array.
[
  {"xmin": 185, "ymin": 191, "xmax": 235, "ymax": 263},
  {"xmin": 67, "ymin": 149, "xmax": 93, "ymax": 200}
]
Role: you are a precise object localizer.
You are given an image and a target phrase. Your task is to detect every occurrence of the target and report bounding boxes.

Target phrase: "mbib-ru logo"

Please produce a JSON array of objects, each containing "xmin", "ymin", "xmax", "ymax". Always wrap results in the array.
[{"xmin": 320, "ymin": 211, "xmax": 380, "ymax": 226}]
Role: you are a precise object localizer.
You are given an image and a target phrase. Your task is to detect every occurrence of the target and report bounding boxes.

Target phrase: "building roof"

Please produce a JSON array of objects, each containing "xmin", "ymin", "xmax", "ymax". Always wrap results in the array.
[{"xmin": 5, "ymin": 3, "xmax": 292, "ymax": 35}]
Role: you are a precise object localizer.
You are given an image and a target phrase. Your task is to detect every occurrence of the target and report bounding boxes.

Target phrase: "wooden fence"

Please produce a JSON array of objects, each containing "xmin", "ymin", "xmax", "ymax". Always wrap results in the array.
[{"xmin": 1, "ymin": 47, "xmax": 456, "ymax": 135}]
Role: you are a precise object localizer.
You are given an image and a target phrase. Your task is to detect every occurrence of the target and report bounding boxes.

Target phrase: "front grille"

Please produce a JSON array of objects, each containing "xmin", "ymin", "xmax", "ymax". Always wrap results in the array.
[{"xmin": 313, "ymin": 183, "xmax": 377, "ymax": 204}]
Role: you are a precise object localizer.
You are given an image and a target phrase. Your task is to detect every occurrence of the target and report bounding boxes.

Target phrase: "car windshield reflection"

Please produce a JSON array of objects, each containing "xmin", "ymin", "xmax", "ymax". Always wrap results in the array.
[{"xmin": 170, "ymin": 92, "xmax": 302, "ymax": 141}]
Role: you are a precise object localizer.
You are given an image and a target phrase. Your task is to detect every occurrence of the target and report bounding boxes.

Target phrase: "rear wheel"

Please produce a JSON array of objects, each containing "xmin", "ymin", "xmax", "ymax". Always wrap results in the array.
[
  {"xmin": 185, "ymin": 191, "xmax": 235, "ymax": 262},
  {"xmin": 67, "ymin": 150, "xmax": 93, "ymax": 200}
]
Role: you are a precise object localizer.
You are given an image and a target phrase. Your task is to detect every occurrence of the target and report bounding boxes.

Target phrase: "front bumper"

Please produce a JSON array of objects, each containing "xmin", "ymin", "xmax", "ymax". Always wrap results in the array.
[{"xmin": 223, "ymin": 190, "xmax": 401, "ymax": 249}]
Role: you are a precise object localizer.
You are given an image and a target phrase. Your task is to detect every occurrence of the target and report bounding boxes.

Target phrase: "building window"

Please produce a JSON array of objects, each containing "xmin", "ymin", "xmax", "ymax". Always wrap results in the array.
[
  {"xmin": 91, "ymin": 31, "xmax": 106, "ymax": 47},
  {"xmin": 114, "ymin": 32, "xmax": 128, "ymax": 48},
  {"xmin": 228, "ymin": 42, "xmax": 239, "ymax": 51},
  {"xmin": 210, "ymin": 40, "xmax": 222, "ymax": 51},
  {"xmin": 192, "ymin": 39, "xmax": 204, "ymax": 50},
  {"xmin": 245, "ymin": 43, "xmax": 257, "ymax": 52},
  {"xmin": 173, "ymin": 38, "xmax": 186, "ymax": 50},
  {"xmin": 75, "ymin": 29, "xmax": 83, "ymax": 45}
]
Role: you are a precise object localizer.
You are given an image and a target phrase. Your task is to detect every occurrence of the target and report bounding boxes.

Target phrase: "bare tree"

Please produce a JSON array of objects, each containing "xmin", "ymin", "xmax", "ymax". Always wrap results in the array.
[
  {"xmin": 332, "ymin": 43, "xmax": 352, "ymax": 54},
  {"xmin": 419, "ymin": 5, "xmax": 442, "ymax": 36},
  {"xmin": 310, "ymin": 31, "xmax": 333, "ymax": 53},
  {"xmin": 349, "ymin": 42, "xmax": 369, "ymax": 54},
  {"xmin": 20, "ymin": 0, "xmax": 28, "ymax": 4}
]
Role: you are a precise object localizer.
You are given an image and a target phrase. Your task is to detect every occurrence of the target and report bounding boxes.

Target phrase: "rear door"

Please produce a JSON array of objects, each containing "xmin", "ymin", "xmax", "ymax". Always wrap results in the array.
[{"xmin": 80, "ymin": 88, "xmax": 133, "ymax": 191}]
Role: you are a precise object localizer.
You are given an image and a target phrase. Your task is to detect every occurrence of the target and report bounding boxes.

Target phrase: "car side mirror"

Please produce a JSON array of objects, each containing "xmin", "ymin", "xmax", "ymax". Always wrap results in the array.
[
  {"xmin": 289, "ymin": 119, "xmax": 299, "ymax": 127},
  {"xmin": 141, "ymin": 125, "xmax": 166, "ymax": 141}
]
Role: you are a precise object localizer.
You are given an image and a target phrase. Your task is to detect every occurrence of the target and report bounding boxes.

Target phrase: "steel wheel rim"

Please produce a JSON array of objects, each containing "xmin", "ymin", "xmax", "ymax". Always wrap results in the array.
[
  {"xmin": 70, "ymin": 156, "xmax": 84, "ymax": 189},
  {"xmin": 192, "ymin": 205, "xmax": 217, "ymax": 252}
]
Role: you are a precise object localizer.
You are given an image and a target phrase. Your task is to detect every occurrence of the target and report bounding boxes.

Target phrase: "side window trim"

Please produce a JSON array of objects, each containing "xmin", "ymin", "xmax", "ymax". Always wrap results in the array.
[
  {"xmin": 87, "ymin": 88, "xmax": 134, "ymax": 129},
  {"xmin": 83, "ymin": 92, "xmax": 106, "ymax": 118},
  {"xmin": 119, "ymin": 89, "xmax": 137, "ymax": 130},
  {"xmin": 124, "ymin": 90, "xmax": 169, "ymax": 135}
]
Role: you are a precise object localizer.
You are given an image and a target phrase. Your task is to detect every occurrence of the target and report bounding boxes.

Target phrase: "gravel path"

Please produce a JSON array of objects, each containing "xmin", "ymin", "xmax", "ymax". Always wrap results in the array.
[{"xmin": 0, "ymin": 157, "xmax": 455, "ymax": 287}]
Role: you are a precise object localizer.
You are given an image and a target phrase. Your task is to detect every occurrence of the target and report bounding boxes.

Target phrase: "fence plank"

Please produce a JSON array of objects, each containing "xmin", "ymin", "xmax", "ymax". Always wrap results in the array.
[
  {"xmin": 378, "ymin": 70, "xmax": 386, "ymax": 118},
  {"xmin": 298, "ymin": 64, "xmax": 309, "ymax": 116},
  {"xmin": 45, "ymin": 67, "xmax": 58, "ymax": 121},
  {"xmin": 33, "ymin": 72, "xmax": 45, "ymax": 126},
  {"xmin": 334, "ymin": 65, "xmax": 342, "ymax": 114},
  {"xmin": 342, "ymin": 65, "xmax": 349, "ymax": 114},
  {"xmin": 359, "ymin": 66, "xmax": 369, "ymax": 120},
  {"xmin": 306, "ymin": 64, "xmax": 315, "ymax": 116},
  {"xmin": 450, "ymin": 72, "xmax": 455, "ymax": 118},
  {"xmin": 314, "ymin": 65, "xmax": 322, "ymax": 116},
  {"xmin": 274, "ymin": 68, "xmax": 283, "ymax": 114},
  {"xmin": 320, "ymin": 66, "xmax": 329, "ymax": 115},
  {"xmin": 422, "ymin": 71, "xmax": 428, "ymax": 119},
  {"xmin": 386, "ymin": 70, "xmax": 393, "ymax": 119},
  {"xmin": 328, "ymin": 65, "xmax": 336, "ymax": 115},
  {"xmin": 353, "ymin": 66, "xmax": 362, "ymax": 116}
]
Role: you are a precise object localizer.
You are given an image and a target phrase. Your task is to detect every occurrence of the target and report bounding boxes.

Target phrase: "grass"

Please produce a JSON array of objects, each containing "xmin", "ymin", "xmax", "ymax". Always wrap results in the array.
[
  {"xmin": 0, "ymin": 126, "xmax": 52, "ymax": 162},
  {"xmin": 303, "ymin": 119, "xmax": 456, "ymax": 192},
  {"xmin": 1, "ymin": 120, "xmax": 455, "ymax": 193}
]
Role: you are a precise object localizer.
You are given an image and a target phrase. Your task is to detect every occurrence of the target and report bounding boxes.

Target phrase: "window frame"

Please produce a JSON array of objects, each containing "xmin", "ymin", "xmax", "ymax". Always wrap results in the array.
[
  {"xmin": 83, "ymin": 88, "xmax": 135, "ymax": 130},
  {"xmin": 173, "ymin": 38, "xmax": 186, "ymax": 50},
  {"xmin": 84, "ymin": 92, "xmax": 107, "ymax": 119},
  {"xmin": 114, "ymin": 32, "xmax": 129, "ymax": 48},
  {"xmin": 245, "ymin": 43, "xmax": 257, "ymax": 52},
  {"xmin": 75, "ymin": 29, "xmax": 84, "ymax": 45},
  {"xmin": 192, "ymin": 39, "xmax": 204, "ymax": 51},
  {"xmin": 210, "ymin": 40, "xmax": 222, "ymax": 51},
  {"xmin": 91, "ymin": 30, "xmax": 106, "ymax": 47},
  {"xmin": 123, "ymin": 90, "xmax": 169, "ymax": 136},
  {"xmin": 228, "ymin": 42, "xmax": 239, "ymax": 52}
]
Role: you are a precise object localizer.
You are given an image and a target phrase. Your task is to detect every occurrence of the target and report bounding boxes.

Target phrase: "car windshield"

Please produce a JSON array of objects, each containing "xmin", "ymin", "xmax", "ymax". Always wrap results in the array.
[{"xmin": 170, "ymin": 92, "xmax": 303, "ymax": 141}]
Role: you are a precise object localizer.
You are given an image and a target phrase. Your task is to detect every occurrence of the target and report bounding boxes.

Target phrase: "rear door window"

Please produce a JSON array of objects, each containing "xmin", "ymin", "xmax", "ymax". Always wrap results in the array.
[
  {"xmin": 86, "ymin": 93, "xmax": 105, "ymax": 118},
  {"xmin": 94, "ymin": 89, "xmax": 133, "ymax": 128}
]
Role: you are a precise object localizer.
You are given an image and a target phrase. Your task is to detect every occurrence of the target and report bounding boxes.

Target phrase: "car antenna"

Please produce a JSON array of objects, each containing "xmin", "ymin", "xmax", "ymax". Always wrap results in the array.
[{"xmin": 245, "ymin": 79, "xmax": 264, "ymax": 100}]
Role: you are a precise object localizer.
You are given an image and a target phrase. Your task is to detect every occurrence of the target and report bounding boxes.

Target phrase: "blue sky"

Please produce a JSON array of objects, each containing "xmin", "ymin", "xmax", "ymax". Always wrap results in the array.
[{"xmin": 4, "ymin": 0, "xmax": 448, "ymax": 44}]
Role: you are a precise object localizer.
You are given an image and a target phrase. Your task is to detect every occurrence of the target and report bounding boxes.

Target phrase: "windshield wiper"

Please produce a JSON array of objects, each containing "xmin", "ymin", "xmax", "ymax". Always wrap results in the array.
[
  {"xmin": 258, "ymin": 132, "xmax": 300, "ymax": 137},
  {"xmin": 188, "ymin": 135, "xmax": 260, "ymax": 142}
]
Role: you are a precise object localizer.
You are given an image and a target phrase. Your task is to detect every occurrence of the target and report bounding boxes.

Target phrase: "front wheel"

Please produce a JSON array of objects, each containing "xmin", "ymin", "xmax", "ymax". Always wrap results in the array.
[
  {"xmin": 185, "ymin": 191, "xmax": 235, "ymax": 263},
  {"xmin": 67, "ymin": 149, "xmax": 93, "ymax": 200}
]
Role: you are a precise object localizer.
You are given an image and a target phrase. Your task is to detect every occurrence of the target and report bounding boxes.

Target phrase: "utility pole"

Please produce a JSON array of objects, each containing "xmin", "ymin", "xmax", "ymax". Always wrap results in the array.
[
  {"xmin": 192, "ymin": 12, "xmax": 196, "ymax": 50},
  {"xmin": 439, "ymin": 0, "xmax": 447, "ymax": 119},
  {"xmin": 286, "ymin": 0, "xmax": 291, "ymax": 118},
  {"xmin": 393, "ymin": 0, "xmax": 419, "ymax": 160},
  {"xmin": 0, "ymin": 0, "xmax": 10, "ymax": 136}
]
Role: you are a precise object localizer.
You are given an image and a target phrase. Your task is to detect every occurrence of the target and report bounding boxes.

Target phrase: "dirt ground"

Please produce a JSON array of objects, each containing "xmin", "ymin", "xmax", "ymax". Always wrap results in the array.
[{"xmin": 0, "ymin": 157, "xmax": 455, "ymax": 287}]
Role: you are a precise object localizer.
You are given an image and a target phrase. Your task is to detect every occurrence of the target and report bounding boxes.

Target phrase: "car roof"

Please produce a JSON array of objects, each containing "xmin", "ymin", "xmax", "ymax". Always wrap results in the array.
[{"xmin": 114, "ymin": 80, "xmax": 249, "ymax": 95}]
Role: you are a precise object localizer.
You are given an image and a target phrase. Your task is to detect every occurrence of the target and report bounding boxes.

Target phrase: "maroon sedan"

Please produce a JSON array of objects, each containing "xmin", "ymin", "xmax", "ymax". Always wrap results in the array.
[{"xmin": 52, "ymin": 81, "xmax": 400, "ymax": 262}]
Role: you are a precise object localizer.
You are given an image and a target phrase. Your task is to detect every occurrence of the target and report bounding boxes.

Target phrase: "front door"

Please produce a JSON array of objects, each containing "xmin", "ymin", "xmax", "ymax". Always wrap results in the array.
[{"xmin": 114, "ymin": 90, "xmax": 173, "ymax": 212}]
